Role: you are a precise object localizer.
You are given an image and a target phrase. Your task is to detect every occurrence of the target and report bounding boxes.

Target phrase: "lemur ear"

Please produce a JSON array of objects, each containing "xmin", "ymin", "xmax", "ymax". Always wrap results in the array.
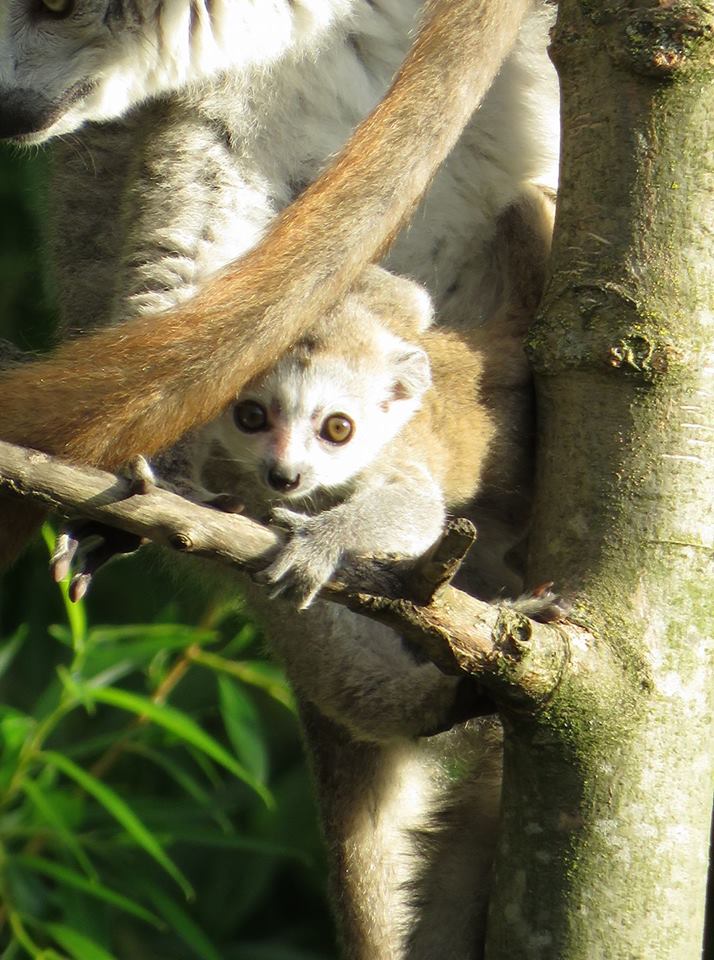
[{"xmin": 390, "ymin": 346, "xmax": 432, "ymax": 401}]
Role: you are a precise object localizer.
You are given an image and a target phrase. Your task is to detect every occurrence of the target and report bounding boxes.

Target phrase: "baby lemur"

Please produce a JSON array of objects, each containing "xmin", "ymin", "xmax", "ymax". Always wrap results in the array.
[
  {"xmin": 149, "ymin": 185, "xmax": 554, "ymax": 959},
  {"xmin": 186, "ymin": 255, "xmax": 536, "ymax": 609},
  {"xmin": 54, "ymin": 184, "xmax": 554, "ymax": 958},
  {"xmin": 0, "ymin": 0, "xmax": 558, "ymax": 953}
]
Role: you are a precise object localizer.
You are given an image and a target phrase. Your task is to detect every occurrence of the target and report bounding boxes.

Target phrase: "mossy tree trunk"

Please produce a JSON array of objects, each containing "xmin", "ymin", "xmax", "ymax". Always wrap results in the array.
[{"xmin": 485, "ymin": 1, "xmax": 714, "ymax": 956}]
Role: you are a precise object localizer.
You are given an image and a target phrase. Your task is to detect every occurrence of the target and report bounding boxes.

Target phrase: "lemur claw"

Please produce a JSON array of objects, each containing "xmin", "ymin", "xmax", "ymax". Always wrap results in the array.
[
  {"xmin": 508, "ymin": 582, "xmax": 570, "ymax": 623},
  {"xmin": 50, "ymin": 521, "xmax": 146, "ymax": 601}
]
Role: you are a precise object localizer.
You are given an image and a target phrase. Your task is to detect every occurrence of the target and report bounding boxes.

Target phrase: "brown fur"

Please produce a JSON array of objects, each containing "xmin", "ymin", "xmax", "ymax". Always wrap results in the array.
[
  {"xmin": 416, "ymin": 185, "xmax": 553, "ymax": 513},
  {"xmin": 0, "ymin": 0, "xmax": 532, "ymax": 565}
]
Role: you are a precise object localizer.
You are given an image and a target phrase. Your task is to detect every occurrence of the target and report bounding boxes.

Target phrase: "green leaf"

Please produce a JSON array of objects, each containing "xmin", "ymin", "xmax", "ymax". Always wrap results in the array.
[
  {"xmin": 192, "ymin": 653, "xmax": 295, "ymax": 712},
  {"xmin": 43, "ymin": 922, "xmax": 117, "ymax": 960},
  {"xmin": 83, "ymin": 686, "xmax": 272, "ymax": 806},
  {"xmin": 0, "ymin": 710, "xmax": 34, "ymax": 790},
  {"xmin": 87, "ymin": 623, "xmax": 217, "ymax": 647},
  {"xmin": 138, "ymin": 883, "xmax": 222, "ymax": 960},
  {"xmin": 20, "ymin": 780, "xmax": 97, "ymax": 880},
  {"xmin": 168, "ymin": 829, "xmax": 309, "ymax": 863},
  {"xmin": 124, "ymin": 743, "xmax": 232, "ymax": 832},
  {"xmin": 83, "ymin": 636, "xmax": 205, "ymax": 676},
  {"xmin": 40, "ymin": 751, "xmax": 193, "ymax": 900},
  {"xmin": 218, "ymin": 676, "xmax": 268, "ymax": 782},
  {"xmin": 221, "ymin": 623, "xmax": 258, "ymax": 657},
  {"xmin": 7, "ymin": 912, "xmax": 50, "ymax": 960},
  {"xmin": 12, "ymin": 856, "xmax": 163, "ymax": 928},
  {"xmin": 47, "ymin": 625, "xmax": 72, "ymax": 649},
  {"xmin": 0, "ymin": 626, "xmax": 28, "ymax": 679}
]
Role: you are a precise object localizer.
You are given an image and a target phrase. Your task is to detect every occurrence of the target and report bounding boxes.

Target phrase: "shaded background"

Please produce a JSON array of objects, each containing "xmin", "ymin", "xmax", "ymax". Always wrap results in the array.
[{"xmin": 0, "ymin": 146, "xmax": 335, "ymax": 960}]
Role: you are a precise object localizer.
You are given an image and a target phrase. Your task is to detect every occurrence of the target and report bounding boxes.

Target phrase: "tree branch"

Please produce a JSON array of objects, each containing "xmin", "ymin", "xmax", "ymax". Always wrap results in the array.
[{"xmin": 0, "ymin": 439, "xmax": 587, "ymax": 713}]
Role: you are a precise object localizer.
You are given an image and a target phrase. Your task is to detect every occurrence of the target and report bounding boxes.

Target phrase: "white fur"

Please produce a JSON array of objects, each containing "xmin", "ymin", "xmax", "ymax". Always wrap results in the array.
[
  {"xmin": 0, "ymin": 0, "xmax": 359, "ymax": 140},
  {"xmin": 0, "ymin": 2, "xmax": 558, "ymax": 319}
]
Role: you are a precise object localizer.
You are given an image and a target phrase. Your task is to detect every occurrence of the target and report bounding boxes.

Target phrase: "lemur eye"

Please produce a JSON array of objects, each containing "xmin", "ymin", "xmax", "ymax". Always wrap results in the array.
[
  {"xmin": 38, "ymin": 0, "xmax": 74, "ymax": 16},
  {"xmin": 320, "ymin": 414, "xmax": 354, "ymax": 445},
  {"xmin": 234, "ymin": 400, "xmax": 268, "ymax": 433}
]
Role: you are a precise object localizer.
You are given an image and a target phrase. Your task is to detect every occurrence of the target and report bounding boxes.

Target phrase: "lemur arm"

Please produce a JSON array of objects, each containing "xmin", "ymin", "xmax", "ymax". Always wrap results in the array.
[
  {"xmin": 261, "ymin": 463, "xmax": 447, "ymax": 609},
  {"xmin": 0, "ymin": 0, "xmax": 532, "ymax": 566}
]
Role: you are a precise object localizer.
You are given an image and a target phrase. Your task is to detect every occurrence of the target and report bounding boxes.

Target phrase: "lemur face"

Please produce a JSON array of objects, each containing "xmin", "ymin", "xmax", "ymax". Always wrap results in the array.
[
  {"xmin": 0, "ymin": 0, "xmax": 164, "ymax": 142},
  {"xmin": 0, "ymin": 0, "xmax": 314, "ymax": 143},
  {"xmin": 210, "ymin": 329, "xmax": 431, "ymax": 501}
]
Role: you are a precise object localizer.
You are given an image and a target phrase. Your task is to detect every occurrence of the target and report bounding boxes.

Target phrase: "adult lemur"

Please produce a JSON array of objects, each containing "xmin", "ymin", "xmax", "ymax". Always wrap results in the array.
[{"xmin": 0, "ymin": 0, "xmax": 559, "ymax": 954}]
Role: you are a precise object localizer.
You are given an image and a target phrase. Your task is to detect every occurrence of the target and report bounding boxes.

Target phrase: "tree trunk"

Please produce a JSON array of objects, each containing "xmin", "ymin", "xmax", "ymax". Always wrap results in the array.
[{"xmin": 485, "ymin": 1, "xmax": 714, "ymax": 956}]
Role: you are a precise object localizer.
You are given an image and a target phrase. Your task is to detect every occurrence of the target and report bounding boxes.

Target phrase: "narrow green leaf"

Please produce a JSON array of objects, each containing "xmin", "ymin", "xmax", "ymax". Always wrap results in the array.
[
  {"xmin": 0, "ymin": 626, "xmax": 27, "ymax": 679},
  {"xmin": 40, "ymin": 751, "xmax": 193, "ymax": 900},
  {"xmin": 87, "ymin": 624, "xmax": 217, "ymax": 646},
  {"xmin": 168, "ymin": 829, "xmax": 309, "ymax": 863},
  {"xmin": 138, "ymin": 883, "xmax": 222, "ymax": 960},
  {"xmin": 47, "ymin": 626, "xmax": 72, "ymax": 648},
  {"xmin": 64, "ymin": 732, "xmax": 129, "ymax": 761},
  {"xmin": 43, "ymin": 923, "xmax": 117, "ymax": 960},
  {"xmin": 7, "ymin": 912, "xmax": 48, "ymax": 960},
  {"xmin": 73, "ymin": 663, "xmax": 135, "ymax": 692},
  {"xmin": 84, "ymin": 636, "xmax": 208, "ymax": 675},
  {"xmin": 218, "ymin": 677, "xmax": 268, "ymax": 782},
  {"xmin": 192, "ymin": 653, "xmax": 295, "ymax": 712},
  {"xmin": 0, "ymin": 711, "xmax": 34, "ymax": 790},
  {"xmin": 124, "ymin": 743, "xmax": 232, "ymax": 832},
  {"xmin": 221, "ymin": 623, "xmax": 258, "ymax": 657},
  {"xmin": 84, "ymin": 686, "xmax": 272, "ymax": 806},
  {"xmin": 20, "ymin": 780, "xmax": 97, "ymax": 880},
  {"xmin": 0, "ymin": 940, "xmax": 21, "ymax": 960},
  {"xmin": 12, "ymin": 856, "xmax": 163, "ymax": 928}
]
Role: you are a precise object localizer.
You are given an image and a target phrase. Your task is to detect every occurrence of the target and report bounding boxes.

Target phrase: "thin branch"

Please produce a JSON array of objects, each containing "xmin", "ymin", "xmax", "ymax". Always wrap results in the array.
[{"xmin": 0, "ymin": 439, "xmax": 587, "ymax": 712}]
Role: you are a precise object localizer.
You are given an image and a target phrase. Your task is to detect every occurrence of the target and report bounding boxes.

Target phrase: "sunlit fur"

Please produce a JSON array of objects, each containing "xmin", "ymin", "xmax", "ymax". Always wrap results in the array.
[
  {"xmin": 0, "ymin": 0, "xmax": 356, "ymax": 142},
  {"xmin": 0, "ymin": 1, "xmax": 558, "ymax": 537}
]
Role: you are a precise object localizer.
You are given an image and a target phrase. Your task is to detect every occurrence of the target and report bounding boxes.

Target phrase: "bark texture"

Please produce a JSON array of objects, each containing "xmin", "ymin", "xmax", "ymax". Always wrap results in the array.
[
  {"xmin": 0, "ymin": 439, "xmax": 578, "ymax": 705},
  {"xmin": 485, "ymin": 2, "xmax": 714, "ymax": 957}
]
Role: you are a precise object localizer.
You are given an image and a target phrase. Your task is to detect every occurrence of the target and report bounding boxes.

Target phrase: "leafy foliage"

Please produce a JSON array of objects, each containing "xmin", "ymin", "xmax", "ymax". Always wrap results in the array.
[{"xmin": 0, "ymin": 147, "xmax": 335, "ymax": 960}]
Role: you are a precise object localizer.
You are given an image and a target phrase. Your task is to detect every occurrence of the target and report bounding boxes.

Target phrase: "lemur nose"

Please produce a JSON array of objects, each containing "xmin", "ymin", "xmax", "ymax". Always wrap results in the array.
[{"xmin": 267, "ymin": 468, "xmax": 301, "ymax": 492}]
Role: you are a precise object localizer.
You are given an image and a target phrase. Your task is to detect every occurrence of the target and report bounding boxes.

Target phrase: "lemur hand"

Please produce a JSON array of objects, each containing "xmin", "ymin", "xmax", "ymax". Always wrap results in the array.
[
  {"xmin": 257, "ymin": 507, "xmax": 343, "ymax": 609},
  {"xmin": 507, "ymin": 582, "xmax": 570, "ymax": 623},
  {"xmin": 48, "ymin": 456, "xmax": 156, "ymax": 600},
  {"xmin": 48, "ymin": 455, "xmax": 243, "ymax": 600}
]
